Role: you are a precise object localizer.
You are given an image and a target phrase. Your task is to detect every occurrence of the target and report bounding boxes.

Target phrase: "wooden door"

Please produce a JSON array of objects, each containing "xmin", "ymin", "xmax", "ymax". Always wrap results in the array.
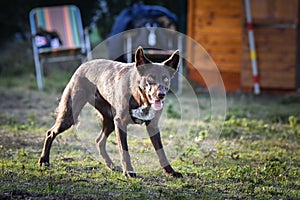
[{"xmin": 242, "ymin": 0, "xmax": 299, "ymax": 90}]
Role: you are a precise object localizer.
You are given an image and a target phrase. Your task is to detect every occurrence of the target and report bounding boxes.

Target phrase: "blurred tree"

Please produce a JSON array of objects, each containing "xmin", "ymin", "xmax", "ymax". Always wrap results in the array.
[
  {"xmin": 0, "ymin": 0, "xmax": 186, "ymax": 44},
  {"xmin": 0, "ymin": 0, "xmax": 97, "ymax": 44}
]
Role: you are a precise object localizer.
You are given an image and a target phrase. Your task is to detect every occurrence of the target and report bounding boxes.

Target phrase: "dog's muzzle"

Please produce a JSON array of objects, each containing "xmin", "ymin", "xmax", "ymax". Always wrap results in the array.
[
  {"xmin": 145, "ymin": 83, "xmax": 168, "ymax": 111},
  {"xmin": 158, "ymin": 92, "xmax": 166, "ymax": 100},
  {"xmin": 149, "ymin": 91, "xmax": 166, "ymax": 111}
]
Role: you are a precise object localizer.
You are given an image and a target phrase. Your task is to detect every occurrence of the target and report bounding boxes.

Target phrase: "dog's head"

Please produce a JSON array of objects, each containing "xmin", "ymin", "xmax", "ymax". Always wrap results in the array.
[{"xmin": 135, "ymin": 47, "xmax": 179, "ymax": 111}]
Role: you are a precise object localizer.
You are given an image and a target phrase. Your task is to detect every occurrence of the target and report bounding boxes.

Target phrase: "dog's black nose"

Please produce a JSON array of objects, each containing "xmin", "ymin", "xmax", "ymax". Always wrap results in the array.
[{"xmin": 158, "ymin": 93, "xmax": 166, "ymax": 100}]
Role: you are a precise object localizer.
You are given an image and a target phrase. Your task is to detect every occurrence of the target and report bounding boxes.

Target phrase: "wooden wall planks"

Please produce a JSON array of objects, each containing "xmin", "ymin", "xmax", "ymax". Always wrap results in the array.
[
  {"xmin": 187, "ymin": 0, "xmax": 243, "ymax": 91},
  {"xmin": 241, "ymin": 1, "xmax": 298, "ymax": 90},
  {"xmin": 187, "ymin": 0, "xmax": 298, "ymax": 91}
]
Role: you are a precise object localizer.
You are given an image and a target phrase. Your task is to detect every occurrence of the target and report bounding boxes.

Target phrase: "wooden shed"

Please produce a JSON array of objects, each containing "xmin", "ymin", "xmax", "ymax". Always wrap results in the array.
[{"xmin": 187, "ymin": 0, "xmax": 299, "ymax": 92}]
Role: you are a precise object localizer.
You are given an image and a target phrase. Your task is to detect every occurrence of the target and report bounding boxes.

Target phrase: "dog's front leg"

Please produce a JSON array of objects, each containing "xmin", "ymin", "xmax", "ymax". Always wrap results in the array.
[
  {"xmin": 114, "ymin": 118, "xmax": 136, "ymax": 178},
  {"xmin": 147, "ymin": 125, "xmax": 183, "ymax": 178}
]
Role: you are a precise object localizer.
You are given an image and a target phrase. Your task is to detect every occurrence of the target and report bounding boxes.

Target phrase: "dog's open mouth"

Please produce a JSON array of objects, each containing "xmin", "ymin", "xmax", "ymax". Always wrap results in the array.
[
  {"xmin": 153, "ymin": 99, "xmax": 163, "ymax": 110},
  {"xmin": 148, "ymin": 95, "xmax": 164, "ymax": 111}
]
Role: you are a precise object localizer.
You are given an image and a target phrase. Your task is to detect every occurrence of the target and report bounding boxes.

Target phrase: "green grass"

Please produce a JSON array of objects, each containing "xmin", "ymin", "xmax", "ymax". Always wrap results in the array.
[{"xmin": 0, "ymin": 70, "xmax": 300, "ymax": 199}]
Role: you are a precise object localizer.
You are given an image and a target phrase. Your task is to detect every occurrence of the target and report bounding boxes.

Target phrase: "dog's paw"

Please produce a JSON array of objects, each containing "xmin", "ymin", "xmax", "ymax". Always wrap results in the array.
[
  {"xmin": 108, "ymin": 165, "xmax": 122, "ymax": 173},
  {"xmin": 38, "ymin": 158, "xmax": 50, "ymax": 167},
  {"xmin": 124, "ymin": 171, "xmax": 137, "ymax": 178},
  {"xmin": 166, "ymin": 171, "xmax": 183, "ymax": 178}
]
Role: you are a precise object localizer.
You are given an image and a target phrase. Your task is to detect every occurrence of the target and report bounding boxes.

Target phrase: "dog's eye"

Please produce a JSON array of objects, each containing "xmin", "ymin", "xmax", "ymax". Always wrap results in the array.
[
  {"xmin": 163, "ymin": 76, "xmax": 169, "ymax": 83},
  {"xmin": 148, "ymin": 76, "xmax": 155, "ymax": 82}
]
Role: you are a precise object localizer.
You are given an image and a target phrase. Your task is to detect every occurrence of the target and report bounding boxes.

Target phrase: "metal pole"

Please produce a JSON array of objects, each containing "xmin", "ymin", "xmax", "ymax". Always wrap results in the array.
[
  {"xmin": 126, "ymin": 34, "xmax": 132, "ymax": 63},
  {"xmin": 245, "ymin": 0, "xmax": 260, "ymax": 95},
  {"xmin": 177, "ymin": 34, "xmax": 183, "ymax": 95}
]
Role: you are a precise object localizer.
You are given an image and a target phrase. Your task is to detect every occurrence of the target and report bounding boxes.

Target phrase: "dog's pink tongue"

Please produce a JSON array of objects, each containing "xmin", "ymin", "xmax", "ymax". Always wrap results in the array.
[{"xmin": 152, "ymin": 100, "xmax": 163, "ymax": 110}]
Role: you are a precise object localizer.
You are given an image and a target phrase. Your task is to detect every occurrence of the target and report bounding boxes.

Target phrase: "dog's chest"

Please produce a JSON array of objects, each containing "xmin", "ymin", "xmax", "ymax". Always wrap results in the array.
[{"xmin": 130, "ymin": 105, "xmax": 155, "ymax": 123}]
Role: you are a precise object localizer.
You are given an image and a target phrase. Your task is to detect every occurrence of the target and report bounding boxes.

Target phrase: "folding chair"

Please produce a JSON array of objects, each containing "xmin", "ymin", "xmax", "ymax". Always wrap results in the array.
[{"xmin": 29, "ymin": 5, "xmax": 92, "ymax": 90}]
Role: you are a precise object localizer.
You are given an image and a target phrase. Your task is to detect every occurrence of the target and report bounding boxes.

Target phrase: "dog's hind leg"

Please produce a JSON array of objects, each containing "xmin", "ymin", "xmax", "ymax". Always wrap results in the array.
[
  {"xmin": 92, "ymin": 91, "xmax": 120, "ymax": 171},
  {"xmin": 95, "ymin": 117, "xmax": 120, "ymax": 171},
  {"xmin": 39, "ymin": 86, "xmax": 87, "ymax": 166}
]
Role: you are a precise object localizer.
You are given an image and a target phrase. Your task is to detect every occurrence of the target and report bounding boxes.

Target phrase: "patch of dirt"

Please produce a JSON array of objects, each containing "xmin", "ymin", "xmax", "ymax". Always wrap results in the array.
[{"xmin": 0, "ymin": 87, "xmax": 58, "ymax": 125}]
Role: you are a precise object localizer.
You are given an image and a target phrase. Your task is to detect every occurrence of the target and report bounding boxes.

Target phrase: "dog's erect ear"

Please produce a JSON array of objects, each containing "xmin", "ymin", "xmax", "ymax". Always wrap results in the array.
[
  {"xmin": 163, "ymin": 50, "xmax": 180, "ymax": 77},
  {"xmin": 135, "ymin": 46, "xmax": 151, "ymax": 67}
]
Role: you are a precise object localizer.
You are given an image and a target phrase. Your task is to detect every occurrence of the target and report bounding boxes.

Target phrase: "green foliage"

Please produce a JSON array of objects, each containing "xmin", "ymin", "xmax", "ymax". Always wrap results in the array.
[
  {"xmin": 0, "ymin": 41, "xmax": 34, "ymax": 76},
  {"xmin": 166, "ymin": 102, "xmax": 181, "ymax": 119},
  {"xmin": 288, "ymin": 115, "xmax": 298, "ymax": 128}
]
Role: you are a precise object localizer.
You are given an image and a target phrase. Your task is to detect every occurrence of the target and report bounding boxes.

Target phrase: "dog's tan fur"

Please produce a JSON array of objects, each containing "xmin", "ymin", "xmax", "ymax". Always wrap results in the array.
[{"xmin": 39, "ymin": 47, "xmax": 182, "ymax": 178}]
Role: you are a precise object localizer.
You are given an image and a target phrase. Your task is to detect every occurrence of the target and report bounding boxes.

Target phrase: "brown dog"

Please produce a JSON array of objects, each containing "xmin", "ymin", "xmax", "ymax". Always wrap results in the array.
[{"xmin": 38, "ymin": 47, "xmax": 182, "ymax": 178}]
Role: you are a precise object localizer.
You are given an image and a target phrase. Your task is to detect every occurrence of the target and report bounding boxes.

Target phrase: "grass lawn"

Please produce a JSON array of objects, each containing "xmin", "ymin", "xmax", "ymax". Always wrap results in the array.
[{"xmin": 0, "ymin": 70, "xmax": 299, "ymax": 199}]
